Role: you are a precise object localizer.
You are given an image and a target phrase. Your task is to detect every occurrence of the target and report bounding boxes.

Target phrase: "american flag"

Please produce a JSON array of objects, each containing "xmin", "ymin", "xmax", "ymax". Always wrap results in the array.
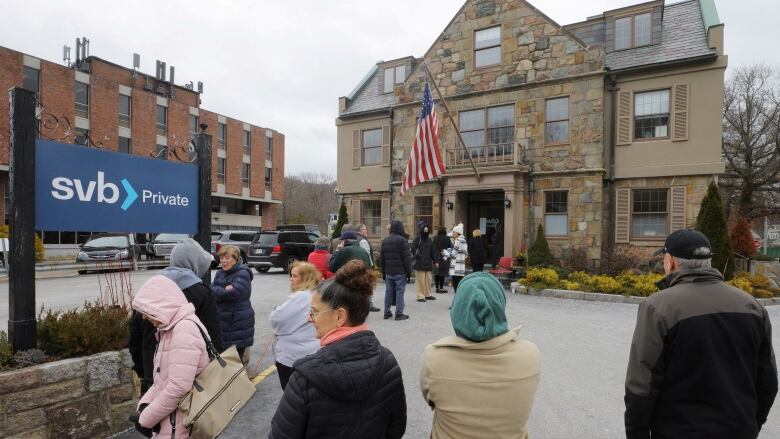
[{"xmin": 401, "ymin": 82, "xmax": 445, "ymax": 195}]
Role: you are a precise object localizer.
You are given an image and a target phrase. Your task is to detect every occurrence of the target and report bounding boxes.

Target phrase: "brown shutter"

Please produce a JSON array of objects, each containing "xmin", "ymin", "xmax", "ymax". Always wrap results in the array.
[
  {"xmin": 617, "ymin": 91, "xmax": 632, "ymax": 146},
  {"xmin": 381, "ymin": 198, "xmax": 390, "ymax": 238},
  {"xmin": 351, "ymin": 199, "xmax": 361, "ymax": 225},
  {"xmin": 352, "ymin": 129, "xmax": 361, "ymax": 169},
  {"xmin": 615, "ymin": 188, "xmax": 631, "ymax": 243},
  {"xmin": 672, "ymin": 84, "xmax": 689, "ymax": 141},
  {"xmin": 381, "ymin": 125, "xmax": 391, "ymax": 166},
  {"xmin": 670, "ymin": 186, "xmax": 687, "ymax": 232}
]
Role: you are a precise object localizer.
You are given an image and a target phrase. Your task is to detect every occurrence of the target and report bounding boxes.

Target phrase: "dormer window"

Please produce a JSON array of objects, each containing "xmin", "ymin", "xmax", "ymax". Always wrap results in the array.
[
  {"xmin": 475, "ymin": 26, "xmax": 501, "ymax": 68},
  {"xmin": 383, "ymin": 65, "xmax": 406, "ymax": 94},
  {"xmin": 614, "ymin": 12, "xmax": 652, "ymax": 50}
]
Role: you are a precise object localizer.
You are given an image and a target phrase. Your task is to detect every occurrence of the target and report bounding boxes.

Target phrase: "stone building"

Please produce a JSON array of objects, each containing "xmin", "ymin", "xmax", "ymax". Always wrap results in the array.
[
  {"xmin": 0, "ymin": 45, "xmax": 285, "ymax": 255},
  {"xmin": 336, "ymin": 0, "xmax": 726, "ymax": 265}
]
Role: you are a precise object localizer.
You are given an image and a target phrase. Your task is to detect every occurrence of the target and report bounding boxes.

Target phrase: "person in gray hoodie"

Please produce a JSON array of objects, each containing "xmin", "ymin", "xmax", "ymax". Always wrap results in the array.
[{"xmin": 128, "ymin": 237, "xmax": 223, "ymax": 394}]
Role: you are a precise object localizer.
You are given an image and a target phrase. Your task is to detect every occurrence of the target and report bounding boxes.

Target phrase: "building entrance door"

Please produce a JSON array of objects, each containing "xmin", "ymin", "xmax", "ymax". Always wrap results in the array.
[{"xmin": 466, "ymin": 191, "xmax": 504, "ymax": 266}]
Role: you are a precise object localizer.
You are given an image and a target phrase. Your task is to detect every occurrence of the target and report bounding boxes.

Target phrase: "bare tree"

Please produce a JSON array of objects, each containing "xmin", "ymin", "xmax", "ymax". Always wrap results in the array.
[
  {"xmin": 282, "ymin": 173, "xmax": 337, "ymax": 230},
  {"xmin": 721, "ymin": 64, "xmax": 780, "ymax": 219}
]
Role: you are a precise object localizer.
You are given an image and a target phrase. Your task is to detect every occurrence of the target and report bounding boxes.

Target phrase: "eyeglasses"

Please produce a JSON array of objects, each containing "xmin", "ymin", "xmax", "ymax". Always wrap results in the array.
[{"xmin": 309, "ymin": 308, "xmax": 337, "ymax": 319}]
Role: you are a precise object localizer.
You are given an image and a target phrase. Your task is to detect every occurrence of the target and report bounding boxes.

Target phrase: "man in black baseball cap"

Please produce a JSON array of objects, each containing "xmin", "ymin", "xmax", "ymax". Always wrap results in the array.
[{"xmin": 625, "ymin": 229, "xmax": 777, "ymax": 439}]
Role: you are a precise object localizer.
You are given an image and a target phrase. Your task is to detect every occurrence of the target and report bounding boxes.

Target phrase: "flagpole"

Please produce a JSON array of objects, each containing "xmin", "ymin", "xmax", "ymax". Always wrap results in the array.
[{"xmin": 422, "ymin": 63, "xmax": 481, "ymax": 182}]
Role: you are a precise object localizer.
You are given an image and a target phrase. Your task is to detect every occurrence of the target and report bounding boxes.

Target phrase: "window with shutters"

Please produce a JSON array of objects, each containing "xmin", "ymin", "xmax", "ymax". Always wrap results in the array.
[
  {"xmin": 614, "ymin": 12, "xmax": 652, "ymax": 51},
  {"xmin": 544, "ymin": 191, "xmax": 568, "ymax": 236},
  {"xmin": 634, "ymin": 90, "xmax": 669, "ymax": 140},
  {"xmin": 632, "ymin": 189, "xmax": 668, "ymax": 238},
  {"xmin": 361, "ymin": 200, "xmax": 382, "ymax": 237},
  {"xmin": 414, "ymin": 196, "xmax": 434, "ymax": 235},
  {"xmin": 362, "ymin": 128, "xmax": 382, "ymax": 166},
  {"xmin": 545, "ymin": 97, "xmax": 570, "ymax": 145},
  {"xmin": 475, "ymin": 26, "xmax": 501, "ymax": 68}
]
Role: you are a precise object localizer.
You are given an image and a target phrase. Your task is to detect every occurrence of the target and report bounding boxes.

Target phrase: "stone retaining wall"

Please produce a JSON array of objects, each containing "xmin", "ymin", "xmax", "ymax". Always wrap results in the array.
[{"xmin": 0, "ymin": 349, "xmax": 137, "ymax": 438}]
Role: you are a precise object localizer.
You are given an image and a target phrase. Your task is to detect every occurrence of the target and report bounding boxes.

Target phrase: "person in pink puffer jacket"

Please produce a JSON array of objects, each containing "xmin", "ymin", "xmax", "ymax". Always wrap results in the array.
[{"xmin": 131, "ymin": 275, "xmax": 211, "ymax": 438}]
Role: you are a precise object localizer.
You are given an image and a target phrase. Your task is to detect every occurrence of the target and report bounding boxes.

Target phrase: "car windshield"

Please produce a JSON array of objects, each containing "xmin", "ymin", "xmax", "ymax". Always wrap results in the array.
[
  {"xmin": 154, "ymin": 233, "xmax": 189, "ymax": 242},
  {"xmin": 84, "ymin": 236, "xmax": 128, "ymax": 248},
  {"xmin": 254, "ymin": 234, "xmax": 278, "ymax": 245}
]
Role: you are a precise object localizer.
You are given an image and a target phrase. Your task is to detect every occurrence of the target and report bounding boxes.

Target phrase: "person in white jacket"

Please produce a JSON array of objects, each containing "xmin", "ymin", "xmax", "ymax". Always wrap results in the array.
[{"xmin": 269, "ymin": 261, "xmax": 321, "ymax": 389}]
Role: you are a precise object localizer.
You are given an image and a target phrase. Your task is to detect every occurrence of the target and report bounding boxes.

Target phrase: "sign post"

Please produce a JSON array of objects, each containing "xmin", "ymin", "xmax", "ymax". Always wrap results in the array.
[
  {"xmin": 193, "ymin": 125, "xmax": 213, "ymax": 286},
  {"xmin": 8, "ymin": 87, "xmax": 37, "ymax": 352}
]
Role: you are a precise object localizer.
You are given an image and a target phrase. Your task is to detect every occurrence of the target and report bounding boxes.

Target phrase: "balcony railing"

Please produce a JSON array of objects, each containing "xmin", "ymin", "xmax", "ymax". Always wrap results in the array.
[{"xmin": 445, "ymin": 143, "xmax": 519, "ymax": 168}]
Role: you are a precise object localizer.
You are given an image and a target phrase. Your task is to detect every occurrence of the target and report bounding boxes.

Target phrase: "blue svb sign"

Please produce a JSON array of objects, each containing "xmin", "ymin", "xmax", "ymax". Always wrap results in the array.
[{"xmin": 35, "ymin": 139, "xmax": 199, "ymax": 234}]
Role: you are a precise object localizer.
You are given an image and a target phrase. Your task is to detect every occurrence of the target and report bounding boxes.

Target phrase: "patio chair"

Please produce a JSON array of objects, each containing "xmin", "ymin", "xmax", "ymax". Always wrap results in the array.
[{"xmin": 488, "ymin": 257, "xmax": 515, "ymax": 284}]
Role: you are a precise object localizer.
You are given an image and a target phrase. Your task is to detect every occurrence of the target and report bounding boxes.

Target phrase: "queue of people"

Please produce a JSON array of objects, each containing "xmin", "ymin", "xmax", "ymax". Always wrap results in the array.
[{"xmin": 126, "ymin": 227, "xmax": 777, "ymax": 439}]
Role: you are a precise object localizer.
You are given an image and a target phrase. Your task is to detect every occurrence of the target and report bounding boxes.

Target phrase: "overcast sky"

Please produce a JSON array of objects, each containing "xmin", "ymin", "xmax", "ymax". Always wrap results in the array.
[{"xmin": 1, "ymin": 0, "xmax": 778, "ymax": 177}]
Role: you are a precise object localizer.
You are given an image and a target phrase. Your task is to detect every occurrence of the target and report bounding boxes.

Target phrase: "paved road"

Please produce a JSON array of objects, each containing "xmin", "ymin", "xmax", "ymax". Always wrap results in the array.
[{"xmin": 2, "ymin": 269, "xmax": 777, "ymax": 438}]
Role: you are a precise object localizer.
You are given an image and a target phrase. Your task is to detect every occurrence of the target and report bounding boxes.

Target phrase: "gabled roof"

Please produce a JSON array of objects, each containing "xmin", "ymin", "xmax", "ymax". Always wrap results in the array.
[
  {"xmin": 604, "ymin": 0, "xmax": 717, "ymax": 71},
  {"xmin": 340, "ymin": 63, "xmax": 397, "ymax": 117}
]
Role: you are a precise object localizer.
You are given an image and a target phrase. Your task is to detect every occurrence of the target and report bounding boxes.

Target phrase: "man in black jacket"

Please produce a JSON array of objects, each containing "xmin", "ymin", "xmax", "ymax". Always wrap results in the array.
[
  {"xmin": 379, "ymin": 220, "xmax": 412, "ymax": 320},
  {"xmin": 128, "ymin": 238, "xmax": 223, "ymax": 394},
  {"xmin": 624, "ymin": 230, "xmax": 777, "ymax": 439}
]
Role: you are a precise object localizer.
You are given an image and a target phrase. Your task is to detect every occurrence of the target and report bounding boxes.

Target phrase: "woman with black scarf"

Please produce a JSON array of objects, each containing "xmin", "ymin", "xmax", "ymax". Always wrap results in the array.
[
  {"xmin": 411, "ymin": 224, "xmax": 436, "ymax": 302},
  {"xmin": 432, "ymin": 227, "xmax": 452, "ymax": 294}
]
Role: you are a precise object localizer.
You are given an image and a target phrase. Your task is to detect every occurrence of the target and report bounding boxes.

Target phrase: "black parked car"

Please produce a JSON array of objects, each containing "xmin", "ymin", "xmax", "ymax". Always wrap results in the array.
[
  {"xmin": 247, "ymin": 230, "xmax": 319, "ymax": 273},
  {"xmin": 76, "ymin": 233, "xmax": 141, "ymax": 274}
]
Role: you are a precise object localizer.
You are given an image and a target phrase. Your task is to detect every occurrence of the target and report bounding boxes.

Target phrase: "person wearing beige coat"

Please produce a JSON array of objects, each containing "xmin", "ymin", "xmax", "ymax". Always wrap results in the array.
[{"xmin": 420, "ymin": 272, "xmax": 541, "ymax": 439}]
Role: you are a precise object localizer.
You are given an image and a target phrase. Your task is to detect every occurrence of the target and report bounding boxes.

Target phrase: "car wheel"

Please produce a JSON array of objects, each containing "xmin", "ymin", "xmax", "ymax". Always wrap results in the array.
[
  {"xmin": 283, "ymin": 256, "xmax": 297, "ymax": 273},
  {"xmin": 255, "ymin": 266, "xmax": 270, "ymax": 273},
  {"xmin": 240, "ymin": 252, "xmax": 247, "ymax": 265},
  {"xmin": 78, "ymin": 269, "xmax": 87, "ymax": 275}
]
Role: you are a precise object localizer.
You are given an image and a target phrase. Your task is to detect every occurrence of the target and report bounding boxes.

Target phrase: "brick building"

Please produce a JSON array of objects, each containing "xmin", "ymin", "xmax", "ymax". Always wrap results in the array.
[
  {"xmin": 336, "ymin": 0, "xmax": 726, "ymax": 265},
  {"xmin": 0, "ymin": 45, "xmax": 284, "ymax": 254}
]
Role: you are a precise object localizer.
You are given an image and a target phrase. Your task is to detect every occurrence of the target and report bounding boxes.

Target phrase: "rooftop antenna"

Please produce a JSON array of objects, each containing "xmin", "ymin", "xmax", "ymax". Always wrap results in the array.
[
  {"xmin": 132, "ymin": 53, "xmax": 140, "ymax": 70},
  {"xmin": 63, "ymin": 45, "xmax": 71, "ymax": 66},
  {"xmin": 81, "ymin": 37, "xmax": 89, "ymax": 59},
  {"xmin": 197, "ymin": 81, "xmax": 203, "ymax": 94},
  {"xmin": 75, "ymin": 38, "xmax": 81, "ymax": 64},
  {"xmin": 169, "ymin": 65, "xmax": 175, "ymax": 85}
]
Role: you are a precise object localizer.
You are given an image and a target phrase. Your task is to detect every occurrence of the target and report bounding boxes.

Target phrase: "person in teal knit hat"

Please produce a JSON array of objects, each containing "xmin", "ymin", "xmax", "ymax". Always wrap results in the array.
[{"xmin": 420, "ymin": 272, "xmax": 541, "ymax": 439}]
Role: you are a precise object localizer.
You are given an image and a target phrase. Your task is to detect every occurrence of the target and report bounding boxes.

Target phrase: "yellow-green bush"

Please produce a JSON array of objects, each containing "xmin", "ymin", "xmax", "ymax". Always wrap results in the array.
[
  {"xmin": 727, "ymin": 277, "xmax": 754, "ymax": 294},
  {"xmin": 559, "ymin": 280, "xmax": 581, "ymax": 291},
  {"xmin": 588, "ymin": 275, "xmax": 623, "ymax": 294},
  {"xmin": 525, "ymin": 267, "xmax": 560, "ymax": 288},
  {"xmin": 0, "ymin": 225, "xmax": 44, "ymax": 262},
  {"xmin": 616, "ymin": 272, "xmax": 664, "ymax": 297},
  {"xmin": 568, "ymin": 271, "xmax": 592, "ymax": 285}
]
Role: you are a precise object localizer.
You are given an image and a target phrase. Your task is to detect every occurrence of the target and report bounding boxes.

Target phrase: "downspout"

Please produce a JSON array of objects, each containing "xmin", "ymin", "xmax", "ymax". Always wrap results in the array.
[
  {"xmin": 606, "ymin": 74, "xmax": 618, "ymax": 253},
  {"xmin": 523, "ymin": 146, "xmax": 535, "ymax": 251},
  {"xmin": 388, "ymin": 108, "xmax": 394, "ymax": 219},
  {"xmin": 438, "ymin": 178, "xmax": 444, "ymax": 227}
]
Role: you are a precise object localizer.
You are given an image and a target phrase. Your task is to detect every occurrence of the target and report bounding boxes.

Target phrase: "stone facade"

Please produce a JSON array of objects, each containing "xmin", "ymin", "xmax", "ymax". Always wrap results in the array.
[
  {"xmin": 0, "ymin": 349, "xmax": 137, "ymax": 438},
  {"xmin": 388, "ymin": 0, "xmax": 606, "ymax": 258},
  {"xmin": 336, "ymin": 0, "xmax": 726, "ymax": 263}
]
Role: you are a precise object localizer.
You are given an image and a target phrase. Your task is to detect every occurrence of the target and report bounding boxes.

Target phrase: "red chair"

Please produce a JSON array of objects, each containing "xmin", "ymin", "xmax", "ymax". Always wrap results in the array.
[{"xmin": 488, "ymin": 257, "xmax": 515, "ymax": 278}]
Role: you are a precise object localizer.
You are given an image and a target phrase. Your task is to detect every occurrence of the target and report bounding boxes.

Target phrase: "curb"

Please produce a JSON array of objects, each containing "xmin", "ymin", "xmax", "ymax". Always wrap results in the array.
[{"xmin": 510, "ymin": 283, "xmax": 780, "ymax": 307}]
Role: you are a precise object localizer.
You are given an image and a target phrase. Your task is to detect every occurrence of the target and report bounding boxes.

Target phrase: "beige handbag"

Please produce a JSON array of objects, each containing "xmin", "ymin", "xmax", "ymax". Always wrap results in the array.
[{"xmin": 176, "ymin": 322, "xmax": 256, "ymax": 439}]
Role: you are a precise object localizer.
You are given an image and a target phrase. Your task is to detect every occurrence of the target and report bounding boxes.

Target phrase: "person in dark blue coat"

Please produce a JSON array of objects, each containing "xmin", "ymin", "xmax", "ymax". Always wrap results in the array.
[{"xmin": 211, "ymin": 245, "xmax": 255, "ymax": 363}]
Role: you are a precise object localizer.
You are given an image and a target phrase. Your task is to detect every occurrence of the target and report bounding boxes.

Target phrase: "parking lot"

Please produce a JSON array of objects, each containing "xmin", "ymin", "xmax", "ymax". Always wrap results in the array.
[{"xmin": 2, "ymin": 267, "xmax": 777, "ymax": 438}]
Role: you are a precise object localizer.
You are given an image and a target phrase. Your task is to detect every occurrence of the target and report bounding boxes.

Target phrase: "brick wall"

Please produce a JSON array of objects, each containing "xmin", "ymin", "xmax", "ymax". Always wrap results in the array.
[
  {"xmin": 0, "ymin": 47, "xmax": 23, "ymax": 165},
  {"xmin": 225, "ymin": 117, "xmax": 243, "ymax": 195},
  {"xmin": 39, "ymin": 61, "xmax": 75, "ymax": 144},
  {"xmin": 89, "ymin": 73, "xmax": 119, "ymax": 150},
  {"xmin": 271, "ymin": 131, "xmax": 285, "ymax": 201},
  {"xmin": 249, "ymin": 126, "xmax": 265, "ymax": 198},
  {"xmin": 131, "ymin": 89, "xmax": 156, "ymax": 158},
  {"xmin": 167, "ymin": 99, "xmax": 191, "ymax": 162}
]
